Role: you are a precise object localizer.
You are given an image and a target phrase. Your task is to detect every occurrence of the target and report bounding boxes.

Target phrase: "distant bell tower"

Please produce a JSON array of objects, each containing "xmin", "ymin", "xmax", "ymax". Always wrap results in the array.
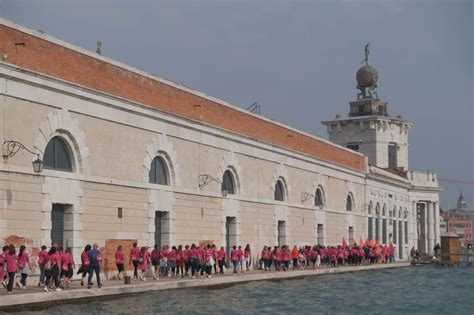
[
  {"xmin": 322, "ymin": 44, "xmax": 413, "ymax": 170},
  {"xmin": 457, "ymin": 191, "xmax": 467, "ymax": 210}
]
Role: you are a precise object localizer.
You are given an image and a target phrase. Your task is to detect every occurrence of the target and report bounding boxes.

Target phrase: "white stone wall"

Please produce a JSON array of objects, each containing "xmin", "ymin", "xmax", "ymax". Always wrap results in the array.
[{"xmin": 365, "ymin": 172, "xmax": 411, "ymax": 259}]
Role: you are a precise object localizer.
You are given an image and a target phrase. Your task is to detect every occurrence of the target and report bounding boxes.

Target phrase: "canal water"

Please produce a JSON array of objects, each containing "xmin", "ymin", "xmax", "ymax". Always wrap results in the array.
[{"xmin": 18, "ymin": 266, "xmax": 474, "ymax": 314}]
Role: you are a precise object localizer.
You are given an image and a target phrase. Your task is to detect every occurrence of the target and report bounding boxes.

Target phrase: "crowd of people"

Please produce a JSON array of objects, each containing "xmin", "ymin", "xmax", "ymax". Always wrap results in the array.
[
  {"xmin": 258, "ymin": 242, "xmax": 396, "ymax": 271},
  {"xmin": 1, "ymin": 239, "xmax": 397, "ymax": 294}
]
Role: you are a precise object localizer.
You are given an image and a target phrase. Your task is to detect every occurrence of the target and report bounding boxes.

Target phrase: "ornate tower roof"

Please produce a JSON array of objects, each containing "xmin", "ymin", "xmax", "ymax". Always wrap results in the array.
[{"xmin": 356, "ymin": 43, "xmax": 379, "ymax": 100}]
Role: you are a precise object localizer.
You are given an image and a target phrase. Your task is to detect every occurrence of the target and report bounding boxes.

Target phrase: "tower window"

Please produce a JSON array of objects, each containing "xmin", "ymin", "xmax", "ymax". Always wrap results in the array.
[{"xmin": 388, "ymin": 142, "xmax": 398, "ymax": 168}]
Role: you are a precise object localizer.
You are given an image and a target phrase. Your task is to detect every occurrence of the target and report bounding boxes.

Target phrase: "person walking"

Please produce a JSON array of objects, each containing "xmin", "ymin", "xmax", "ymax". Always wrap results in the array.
[
  {"xmin": 79, "ymin": 245, "xmax": 91, "ymax": 286},
  {"xmin": 115, "ymin": 245, "xmax": 125, "ymax": 280},
  {"xmin": 217, "ymin": 246, "xmax": 226, "ymax": 274},
  {"xmin": 5, "ymin": 245, "xmax": 17, "ymax": 293},
  {"xmin": 244, "ymin": 244, "xmax": 251, "ymax": 271},
  {"xmin": 44, "ymin": 246, "xmax": 61, "ymax": 292},
  {"xmin": 188, "ymin": 244, "xmax": 198, "ymax": 279},
  {"xmin": 151, "ymin": 245, "xmax": 160, "ymax": 280},
  {"xmin": 231, "ymin": 246, "xmax": 240, "ymax": 275},
  {"xmin": 176, "ymin": 245, "xmax": 185, "ymax": 278},
  {"xmin": 130, "ymin": 242, "xmax": 140, "ymax": 280},
  {"xmin": 61, "ymin": 247, "xmax": 75, "ymax": 288},
  {"xmin": 17, "ymin": 245, "xmax": 30, "ymax": 290},
  {"xmin": 37, "ymin": 245, "xmax": 48, "ymax": 287},
  {"xmin": 138, "ymin": 246, "xmax": 150, "ymax": 281},
  {"xmin": 87, "ymin": 243, "xmax": 102, "ymax": 289}
]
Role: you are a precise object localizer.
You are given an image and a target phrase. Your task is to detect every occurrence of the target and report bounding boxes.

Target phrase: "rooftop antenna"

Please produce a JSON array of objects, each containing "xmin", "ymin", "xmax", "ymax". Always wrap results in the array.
[
  {"xmin": 96, "ymin": 41, "xmax": 102, "ymax": 55},
  {"xmin": 247, "ymin": 102, "xmax": 261, "ymax": 115}
]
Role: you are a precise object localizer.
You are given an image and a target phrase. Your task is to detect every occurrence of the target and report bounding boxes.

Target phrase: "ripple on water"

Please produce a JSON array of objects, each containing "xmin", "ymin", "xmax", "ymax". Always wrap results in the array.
[{"xmin": 14, "ymin": 266, "xmax": 474, "ymax": 315}]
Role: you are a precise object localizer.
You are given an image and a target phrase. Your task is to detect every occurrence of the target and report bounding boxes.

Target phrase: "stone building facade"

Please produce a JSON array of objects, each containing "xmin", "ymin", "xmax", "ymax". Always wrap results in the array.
[{"xmin": 0, "ymin": 19, "xmax": 440, "ymax": 272}]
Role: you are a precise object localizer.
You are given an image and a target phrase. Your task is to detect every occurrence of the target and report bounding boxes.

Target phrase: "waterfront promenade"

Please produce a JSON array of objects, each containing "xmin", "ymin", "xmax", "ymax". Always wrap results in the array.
[{"xmin": 0, "ymin": 262, "xmax": 409, "ymax": 311}]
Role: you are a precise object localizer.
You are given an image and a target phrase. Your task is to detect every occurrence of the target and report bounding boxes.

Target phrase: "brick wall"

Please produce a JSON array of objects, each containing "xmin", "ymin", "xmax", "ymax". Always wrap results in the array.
[
  {"xmin": 101, "ymin": 239, "xmax": 137, "ymax": 274},
  {"xmin": 0, "ymin": 24, "xmax": 365, "ymax": 172}
]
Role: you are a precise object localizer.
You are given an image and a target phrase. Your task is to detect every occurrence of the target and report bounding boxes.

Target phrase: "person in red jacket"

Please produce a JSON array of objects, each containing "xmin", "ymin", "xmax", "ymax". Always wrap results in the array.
[{"xmin": 292, "ymin": 246, "xmax": 299, "ymax": 270}]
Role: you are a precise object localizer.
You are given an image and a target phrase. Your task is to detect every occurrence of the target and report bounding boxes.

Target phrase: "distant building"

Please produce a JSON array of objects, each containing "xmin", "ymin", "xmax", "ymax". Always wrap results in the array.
[
  {"xmin": 439, "ymin": 216, "xmax": 447, "ymax": 233},
  {"xmin": 442, "ymin": 192, "xmax": 474, "ymax": 246}
]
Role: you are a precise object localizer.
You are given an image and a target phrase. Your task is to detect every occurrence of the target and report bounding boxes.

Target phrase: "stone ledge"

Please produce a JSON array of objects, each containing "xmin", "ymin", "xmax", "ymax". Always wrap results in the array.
[{"xmin": 0, "ymin": 262, "xmax": 410, "ymax": 311}]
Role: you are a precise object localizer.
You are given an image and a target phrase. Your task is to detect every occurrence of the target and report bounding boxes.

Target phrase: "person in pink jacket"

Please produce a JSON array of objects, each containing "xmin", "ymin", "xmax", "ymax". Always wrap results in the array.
[
  {"xmin": 37, "ymin": 245, "xmax": 48, "ymax": 286},
  {"xmin": 5, "ymin": 245, "xmax": 17, "ymax": 293},
  {"xmin": 231, "ymin": 246, "xmax": 240, "ymax": 275},
  {"xmin": 151, "ymin": 245, "xmax": 160, "ymax": 280},
  {"xmin": 61, "ymin": 247, "xmax": 75, "ymax": 288},
  {"xmin": 115, "ymin": 245, "xmax": 124, "ymax": 280},
  {"xmin": 17, "ymin": 245, "xmax": 30, "ymax": 290},
  {"xmin": 130, "ymin": 242, "xmax": 140, "ymax": 280},
  {"xmin": 138, "ymin": 247, "xmax": 150, "ymax": 281}
]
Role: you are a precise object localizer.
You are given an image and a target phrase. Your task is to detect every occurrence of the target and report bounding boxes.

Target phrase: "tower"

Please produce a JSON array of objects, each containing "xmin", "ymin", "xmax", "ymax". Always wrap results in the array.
[
  {"xmin": 322, "ymin": 44, "xmax": 413, "ymax": 170},
  {"xmin": 457, "ymin": 191, "xmax": 467, "ymax": 210}
]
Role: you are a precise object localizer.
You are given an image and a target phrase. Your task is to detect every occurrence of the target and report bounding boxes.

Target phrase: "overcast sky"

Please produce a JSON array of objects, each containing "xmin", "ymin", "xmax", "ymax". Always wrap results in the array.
[{"xmin": 1, "ymin": 0, "xmax": 472, "ymax": 209}]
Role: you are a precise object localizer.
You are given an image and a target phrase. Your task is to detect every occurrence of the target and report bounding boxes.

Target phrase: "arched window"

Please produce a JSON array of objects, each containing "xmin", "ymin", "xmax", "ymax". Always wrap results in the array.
[
  {"xmin": 382, "ymin": 205, "xmax": 386, "ymax": 217},
  {"xmin": 274, "ymin": 180, "xmax": 285, "ymax": 201},
  {"xmin": 315, "ymin": 187, "xmax": 324, "ymax": 208},
  {"xmin": 375, "ymin": 203, "xmax": 380, "ymax": 216},
  {"xmin": 149, "ymin": 156, "xmax": 169, "ymax": 185},
  {"xmin": 368, "ymin": 202, "xmax": 373, "ymax": 215},
  {"xmin": 346, "ymin": 194, "xmax": 353, "ymax": 212},
  {"xmin": 43, "ymin": 137, "xmax": 73, "ymax": 172},
  {"xmin": 221, "ymin": 170, "xmax": 235, "ymax": 195}
]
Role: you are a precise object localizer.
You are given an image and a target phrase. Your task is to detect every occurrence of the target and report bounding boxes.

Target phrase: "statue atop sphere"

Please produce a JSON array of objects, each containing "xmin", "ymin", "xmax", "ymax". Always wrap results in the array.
[{"xmin": 356, "ymin": 43, "xmax": 379, "ymax": 100}]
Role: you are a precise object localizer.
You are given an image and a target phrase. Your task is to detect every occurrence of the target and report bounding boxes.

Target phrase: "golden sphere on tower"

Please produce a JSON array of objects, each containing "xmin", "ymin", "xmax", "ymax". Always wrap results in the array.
[{"xmin": 356, "ymin": 65, "xmax": 378, "ymax": 88}]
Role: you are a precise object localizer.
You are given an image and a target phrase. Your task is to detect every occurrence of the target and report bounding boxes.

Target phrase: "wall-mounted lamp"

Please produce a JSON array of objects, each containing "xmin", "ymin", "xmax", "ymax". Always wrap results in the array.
[
  {"xmin": 198, "ymin": 174, "xmax": 227, "ymax": 196},
  {"xmin": 2, "ymin": 140, "xmax": 43, "ymax": 173},
  {"xmin": 301, "ymin": 192, "xmax": 315, "ymax": 202}
]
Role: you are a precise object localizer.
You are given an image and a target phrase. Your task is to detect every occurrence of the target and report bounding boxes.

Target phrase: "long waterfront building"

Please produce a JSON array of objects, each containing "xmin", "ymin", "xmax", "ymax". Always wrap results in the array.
[{"xmin": 0, "ymin": 19, "xmax": 440, "ymax": 273}]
